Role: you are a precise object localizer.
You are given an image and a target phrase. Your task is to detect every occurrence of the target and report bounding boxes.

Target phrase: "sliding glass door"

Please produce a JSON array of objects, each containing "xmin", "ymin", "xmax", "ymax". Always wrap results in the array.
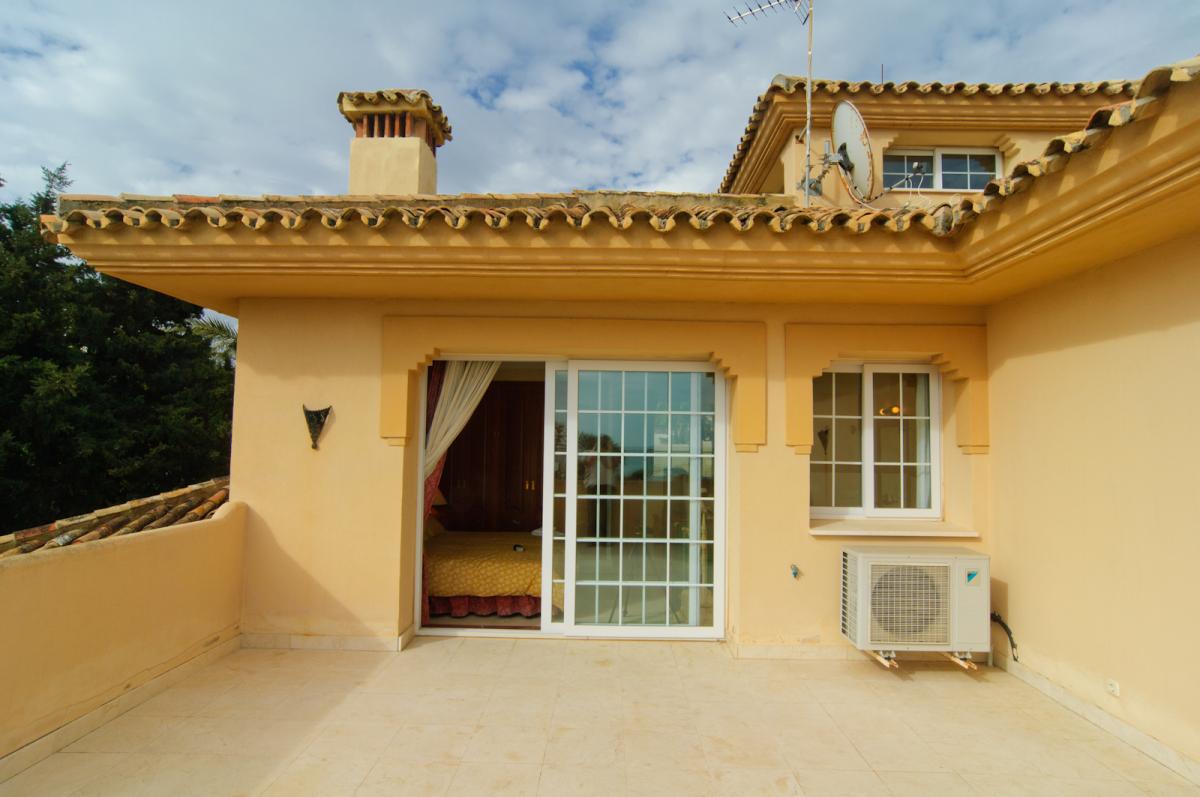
[{"xmin": 542, "ymin": 361, "xmax": 725, "ymax": 638}]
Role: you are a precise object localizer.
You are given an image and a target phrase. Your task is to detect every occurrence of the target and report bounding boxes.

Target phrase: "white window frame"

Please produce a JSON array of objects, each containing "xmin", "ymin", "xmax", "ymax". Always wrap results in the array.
[
  {"xmin": 882, "ymin": 147, "xmax": 1003, "ymax": 193},
  {"xmin": 810, "ymin": 361, "xmax": 942, "ymax": 520},
  {"xmin": 563, "ymin": 360, "xmax": 727, "ymax": 640}
]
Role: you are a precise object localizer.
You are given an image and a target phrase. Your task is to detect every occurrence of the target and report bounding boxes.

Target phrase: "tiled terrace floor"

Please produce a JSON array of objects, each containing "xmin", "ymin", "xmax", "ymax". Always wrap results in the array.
[{"xmin": 2, "ymin": 638, "xmax": 1196, "ymax": 796}]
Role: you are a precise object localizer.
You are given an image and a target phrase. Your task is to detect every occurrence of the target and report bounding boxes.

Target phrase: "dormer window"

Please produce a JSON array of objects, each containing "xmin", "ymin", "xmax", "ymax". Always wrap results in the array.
[{"xmin": 883, "ymin": 149, "xmax": 1000, "ymax": 192}]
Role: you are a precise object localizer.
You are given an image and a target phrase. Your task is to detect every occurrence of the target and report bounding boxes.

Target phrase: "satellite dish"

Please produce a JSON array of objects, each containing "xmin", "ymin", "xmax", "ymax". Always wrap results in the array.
[{"xmin": 830, "ymin": 100, "xmax": 877, "ymax": 203}]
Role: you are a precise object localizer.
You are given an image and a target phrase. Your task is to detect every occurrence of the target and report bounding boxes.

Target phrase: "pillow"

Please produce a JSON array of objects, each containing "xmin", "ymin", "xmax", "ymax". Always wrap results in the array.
[{"xmin": 424, "ymin": 516, "xmax": 446, "ymax": 540}]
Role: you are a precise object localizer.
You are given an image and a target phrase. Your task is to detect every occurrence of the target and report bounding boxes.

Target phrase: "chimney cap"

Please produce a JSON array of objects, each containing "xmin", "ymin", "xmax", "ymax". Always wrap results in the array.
[{"xmin": 337, "ymin": 89, "xmax": 452, "ymax": 146}]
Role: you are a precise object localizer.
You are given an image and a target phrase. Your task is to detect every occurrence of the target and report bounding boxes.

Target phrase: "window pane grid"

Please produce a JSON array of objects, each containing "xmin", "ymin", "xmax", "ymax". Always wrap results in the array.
[
  {"xmin": 884, "ymin": 150, "xmax": 999, "ymax": 192},
  {"xmin": 573, "ymin": 369, "xmax": 717, "ymax": 628},
  {"xmin": 883, "ymin": 153, "xmax": 934, "ymax": 191},
  {"xmin": 812, "ymin": 366, "xmax": 938, "ymax": 516},
  {"xmin": 811, "ymin": 372, "xmax": 863, "ymax": 508}
]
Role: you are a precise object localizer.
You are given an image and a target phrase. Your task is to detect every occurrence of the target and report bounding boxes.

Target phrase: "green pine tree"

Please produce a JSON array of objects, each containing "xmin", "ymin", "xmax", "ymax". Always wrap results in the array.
[{"xmin": 0, "ymin": 166, "xmax": 234, "ymax": 531}]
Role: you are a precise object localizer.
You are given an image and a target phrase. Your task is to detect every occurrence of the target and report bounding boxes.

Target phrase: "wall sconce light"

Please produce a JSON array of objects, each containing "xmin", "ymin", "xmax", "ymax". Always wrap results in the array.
[{"xmin": 303, "ymin": 406, "xmax": 331, "ymax": 449}]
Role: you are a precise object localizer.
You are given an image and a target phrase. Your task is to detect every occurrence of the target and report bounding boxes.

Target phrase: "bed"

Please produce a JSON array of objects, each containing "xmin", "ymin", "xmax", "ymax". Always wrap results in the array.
[{"xmin": 423, "ymin": 531, "xmax": 543, "ymax": 620}]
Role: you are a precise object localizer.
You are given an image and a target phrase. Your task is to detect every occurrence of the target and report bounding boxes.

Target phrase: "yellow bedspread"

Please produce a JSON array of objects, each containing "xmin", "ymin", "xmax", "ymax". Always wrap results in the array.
[{"xmin": 425, "ymin": 532, "xmax": 542, "ymax": 598}]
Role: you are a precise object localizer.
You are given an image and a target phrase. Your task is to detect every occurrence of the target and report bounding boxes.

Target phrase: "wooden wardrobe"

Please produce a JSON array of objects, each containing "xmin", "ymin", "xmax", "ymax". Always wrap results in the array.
[{"xmin": 439, "ymin": 380, "xmax": 544, "ymax": 532}]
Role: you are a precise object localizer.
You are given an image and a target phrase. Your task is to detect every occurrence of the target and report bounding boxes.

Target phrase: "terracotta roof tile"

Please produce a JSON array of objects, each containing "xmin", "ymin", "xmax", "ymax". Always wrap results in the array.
[
  {"xmin": 45, "ymin": 191, "xmax": 966, "ymax": 236},
  {"xmin": 0, "ymin": 478, "xmax": 230, "ymax": 558},
  {"xmin": 337, "ymin": 88, "xmax": 452, "ymax": 145},
  {"xmin": 40, "ymin": 56, "xmax": 1200, "ymax": 243},
  {"xmin": 719, "ymin": 75, "xmax": 1140, "ymax": 193}
]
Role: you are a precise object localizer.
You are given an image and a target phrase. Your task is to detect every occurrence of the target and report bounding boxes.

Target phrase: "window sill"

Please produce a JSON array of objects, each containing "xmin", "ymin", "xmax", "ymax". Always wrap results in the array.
[{"xmin": 808, "ymin": 517, "xmax": 978, "ymax": 539}]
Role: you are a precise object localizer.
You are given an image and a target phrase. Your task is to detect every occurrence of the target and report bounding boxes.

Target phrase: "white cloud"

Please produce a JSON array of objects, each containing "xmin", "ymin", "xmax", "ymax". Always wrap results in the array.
[{"xmin": 1, "ymin": 0, "xmax": 1197, "ymax": 201}]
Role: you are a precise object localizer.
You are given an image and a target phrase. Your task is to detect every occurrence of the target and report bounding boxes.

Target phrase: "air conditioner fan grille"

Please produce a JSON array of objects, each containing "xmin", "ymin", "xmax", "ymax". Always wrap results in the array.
[{"xmin": 868, "ymin": 562, "xmax": 950, "ymax": 646}]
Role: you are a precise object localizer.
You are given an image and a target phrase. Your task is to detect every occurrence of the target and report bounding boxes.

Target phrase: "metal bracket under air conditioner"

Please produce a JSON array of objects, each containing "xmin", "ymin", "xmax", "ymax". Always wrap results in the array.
[
  {"xmin": 941, "ymin": 651, "xmax": 979, "ymax": 671},
  {"xmin": 865, "ymin": 650, "xmax": 899, "ymax": 670}
]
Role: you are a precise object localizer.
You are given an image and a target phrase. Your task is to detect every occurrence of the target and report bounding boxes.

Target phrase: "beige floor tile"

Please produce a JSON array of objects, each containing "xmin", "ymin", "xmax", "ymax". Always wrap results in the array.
[
  {"xmin": 876, "ymin": 770, "xmax": 975, "ymax": 796},
  {"xmin": 622, "ymin": 728, "xmax": 706, "ymax": 770},
  {"xmin": 791, "ymin": 768, "xmax": 890, "ymax": 796},
  {"xmin": 378, "ymin": 724, "xmax": 476, "ymax": 764},
  {"xmin": 144, "ymin": 715, "xmax": 321, "ymax": 758},
  {"xmin": 962, "ymin": 772, "xmax": 1148, "ymax": 797},
  {"xmin": 710, "ymin": 767, "xmax": 802, "ymax": 796},
  {"xmin": 261, "ymin": 751, "xmax": 376, "ymax": 796},
  {"xmin": 619, "ymin": 675, "xmax": 688, "ymax": 701},
  {"xmin": 551, "ymin": 692, "xmax": 625, "ymax": 729},
  {"xmin": 64, "ymin": 714, "xmax": 182, "ymax": 754},
  {"xmin": 271, "ymin": 689, "xmax": 353, "ymax": 722},
  {"xmin": 123, "ymin": 682, "xmax": 232, "ymax": 718},
  {"xmin": 625, "ymin": 763, "xmax": 714, "ymax": 796},
  {"xmin": 1133, "ymin": 781, "xmax": 1200, "ymax": 797},
  {"xmin": 700, "ymin": 729, "xmax": 790, "ymax": 770},
  {"xmin": 545, "ymin": 725, "xmax": 625, "ymax": 767},
  {"xmin": 304, "ymin": 720, "xmax": 401, "ymax": 758},
  {"xmin": 778, "ymin": 725, "xmax": 871, "ymax": 771},
  {"xmin": 6, "ymin": 648, "xmax": 1194, "ymax": 797},
  {"xmin": 71, "ymin": 752, "xmax": 288, "ymax": 797},
  {"xmin": 356, "ymin": 761, "xmax": 457, "ymax": 797},
  {"xmin": 622, "ymin": 696, "xmax": 695, "ymax": 731},
  {"xmin": 448, "ymin": 762, "xmax": 541, "ymax": 797},
  {"xmin": 846, "ymin": 734, "xmax": 950, "ymax": 772},
  {"xmin": 330, "ymin": 691, "xmax": 416, "ymax": 723},
  {"xmin": 1077, "ymin": 739, "xmax": 1199, "ymax": 787},
  {"xmin": 193, "ymin": 684, "xmax": 298, "ymax": 718},
  {"xmin": 0, "ymin": 753, "xmax": 129, "ymax": 797},
  {"xmin": 462, "ymin": 725, "xmax": 549, "ymax": 765},
  {"xmin": 538, "ymin": 764, "xmax": 628, "ymax": 796},
  {"xmin": 405, "ymin": 695, "xmax": 490, "ymax": 726},
  {"xmin": 929, "ymin": 737, "xmax": 1035, "ymax": 777},
  {"xmin": 482, "ymin": 693, "xmax": 557, "ymax": 729}
]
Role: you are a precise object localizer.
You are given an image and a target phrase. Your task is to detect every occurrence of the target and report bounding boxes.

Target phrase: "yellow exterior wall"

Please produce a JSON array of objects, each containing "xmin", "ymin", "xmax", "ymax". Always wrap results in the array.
[
  {"xmin": 231, "ymin": 302, "xmax": 413, "ymax": 641},
  {"xmin": 988, "ymin": 232, "xmax": 1200, "ymax": 762},
  {"xmin": 348, "ymin": 137, "xmax": 437, "ymax": 195},
  {"xmin": 0, "ymin": 504, "xmax": 245, "ymax": 759},
  {"xmin": 232, "ymin": 298, "xmax": 987, "ymax": 650}
]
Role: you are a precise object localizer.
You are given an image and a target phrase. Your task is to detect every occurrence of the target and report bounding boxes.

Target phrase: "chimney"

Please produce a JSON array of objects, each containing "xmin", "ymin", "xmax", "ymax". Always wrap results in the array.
[{"xmin": 337, "ymin": 89, "xmax": 452, "ymax": 195}]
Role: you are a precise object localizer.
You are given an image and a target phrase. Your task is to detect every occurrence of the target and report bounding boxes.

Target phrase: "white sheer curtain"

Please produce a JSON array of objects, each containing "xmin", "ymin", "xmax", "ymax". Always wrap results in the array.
[{"xmin": 424, "ymin": 360, "xmax": 501, "ymax": 477}]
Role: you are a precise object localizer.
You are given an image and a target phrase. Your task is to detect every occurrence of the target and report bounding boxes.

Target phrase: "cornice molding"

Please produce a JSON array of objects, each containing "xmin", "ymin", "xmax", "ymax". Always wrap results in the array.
[
  {"xmin": 381, "ymin": 316, "xmax": 767, "ymax": 452},
  {"xmin": 784, "ymin": 323, "xmax": 989, "ymax": 456}
]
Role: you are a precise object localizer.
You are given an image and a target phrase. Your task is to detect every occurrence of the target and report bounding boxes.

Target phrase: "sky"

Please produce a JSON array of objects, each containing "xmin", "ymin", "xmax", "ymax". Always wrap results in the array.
[{"xmin": 2, "ymin": 0, "xmax": 1199, "ymax": 203}]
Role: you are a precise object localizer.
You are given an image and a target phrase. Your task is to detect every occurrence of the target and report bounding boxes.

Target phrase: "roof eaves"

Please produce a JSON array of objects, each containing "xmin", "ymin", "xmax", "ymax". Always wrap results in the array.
[{"xmin": 719, "ymin": 74, "xmax": 1140, "ymax": 193}]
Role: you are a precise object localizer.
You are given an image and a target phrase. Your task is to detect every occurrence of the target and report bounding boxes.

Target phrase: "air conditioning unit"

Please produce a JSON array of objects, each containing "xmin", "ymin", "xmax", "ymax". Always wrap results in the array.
[{"xmin": 841, "ymin": 545, "xmax": 990, "ymax": 663}]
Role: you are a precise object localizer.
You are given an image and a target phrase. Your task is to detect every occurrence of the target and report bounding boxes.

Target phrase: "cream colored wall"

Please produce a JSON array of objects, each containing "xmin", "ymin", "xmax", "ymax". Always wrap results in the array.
[
  {"xmin": 0, "ymin": 504, "xmax": 245, "ymax": 758},
  {"xmin": 231, "ymin": 301, "xmax": 413, "ymax": 641},
  {"xmin": 988, "ymin": 232, "xmax": 1200, "ymax": 762},
  {"xmin": 232, "ymin": 297, "xmax": 987, "ymax": 651},
  {"xmin": 348, "ymin": 137, "xmax": 437, "ymax": 194}
]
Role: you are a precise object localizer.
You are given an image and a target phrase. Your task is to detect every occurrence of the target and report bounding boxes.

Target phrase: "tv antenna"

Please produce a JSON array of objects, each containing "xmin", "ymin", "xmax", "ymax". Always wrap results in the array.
[{"xmin": 726, "ymin": 0, "xmax": 816, "ymax": 206}]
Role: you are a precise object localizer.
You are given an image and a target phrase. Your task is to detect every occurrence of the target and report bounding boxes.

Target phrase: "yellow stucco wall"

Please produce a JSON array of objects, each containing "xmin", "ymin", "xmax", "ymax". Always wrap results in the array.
[
  {"xmin": 988, "ymin": 232, "xmax": 1200, "ymax": 762},
  {"xmin": 348, "ymin": 137, "xmax": 437, "ymax": 195},
  {"xmin": 231, "ymin": 298, "xmax": 988, "ymax": 649},
  {"xmin": 0, "ymin": 503, "xmax": 245, "ymax": 759}
]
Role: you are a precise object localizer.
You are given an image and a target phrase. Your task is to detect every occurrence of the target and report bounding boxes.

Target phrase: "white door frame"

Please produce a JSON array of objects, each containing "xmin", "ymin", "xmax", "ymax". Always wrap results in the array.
[
  {"xmin": 414, "ymin": 357, "xmax": 728, "ymax": 641},
  {"xmin": 562, "ymin": 360, "xmax": 727, "ymax": 640}
]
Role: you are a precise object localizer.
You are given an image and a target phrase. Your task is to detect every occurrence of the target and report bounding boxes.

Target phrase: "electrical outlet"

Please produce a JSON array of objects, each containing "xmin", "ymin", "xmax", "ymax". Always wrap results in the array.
[{"xmin": 1105, "ymin": 679, "xmax": 1121, "ymax": 697}]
